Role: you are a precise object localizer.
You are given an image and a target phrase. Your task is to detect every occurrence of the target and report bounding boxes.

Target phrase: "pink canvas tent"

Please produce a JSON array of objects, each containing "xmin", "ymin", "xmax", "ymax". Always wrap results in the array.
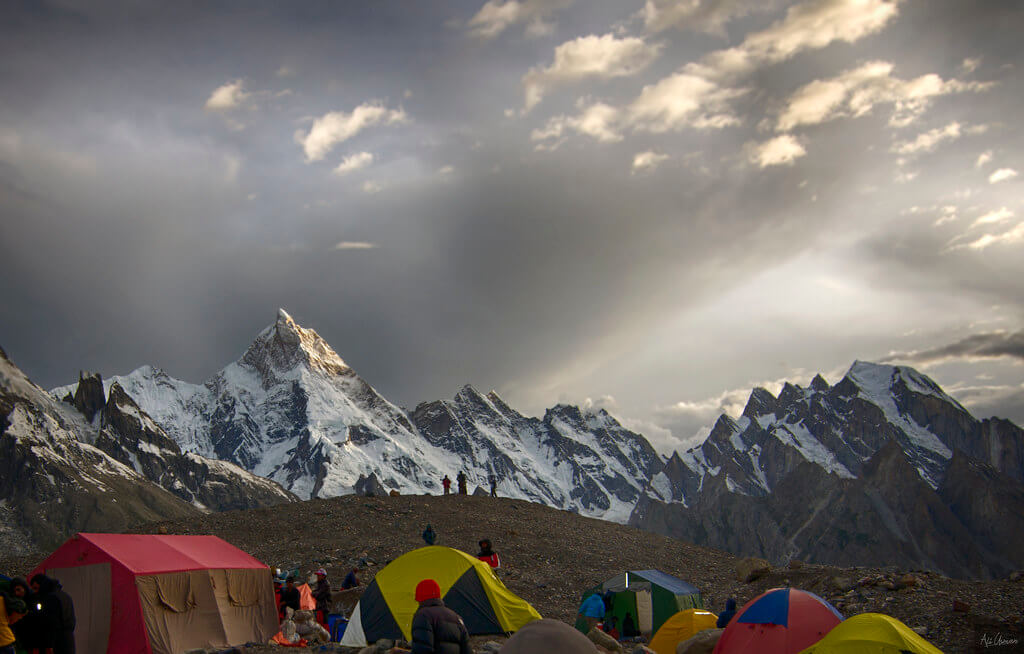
[{"xmin": 32, "ymin": 533, "xmax": 278, "ymax": 654}]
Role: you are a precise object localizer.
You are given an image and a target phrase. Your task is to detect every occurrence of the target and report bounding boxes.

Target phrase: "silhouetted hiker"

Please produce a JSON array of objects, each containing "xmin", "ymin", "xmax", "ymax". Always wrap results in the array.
[
  {"xmin": 717, "ymin": 597, "xmax": 737, "ymax": 628},
  {"xmin": 488, "ymin": 473, "xmax": 497, "ymax": 497},
  {"xmin": 423, "ymin": 524, "xmax": 437, "ymax": 546},
  {"xmin": 456, "ymin": 471, "xmax": 467, "ymax": 495},
  {"xmin": 411, "ymin": 579, "xmax": 471, "ymax": 654},
  {"xmin": 442, "ymin": 475, "xmax": 452, "ymax": 495}
]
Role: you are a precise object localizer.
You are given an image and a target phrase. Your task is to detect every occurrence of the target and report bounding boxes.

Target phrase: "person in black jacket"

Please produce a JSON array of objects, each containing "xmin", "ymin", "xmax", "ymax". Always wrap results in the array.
[
  {"xmin": 279, "ymin": 577, "xmax": 300, "ymax": 614},
  {"xmin": 29, "ymin": 574, "xmax": 62, "ymax": 654},
  {"xmin": 716, "ymin": 598, "xmax": 737, "ymax": 628},
  {"xmin": 410, "ymin": 579, "xmax": 471, "ymax": 654}
]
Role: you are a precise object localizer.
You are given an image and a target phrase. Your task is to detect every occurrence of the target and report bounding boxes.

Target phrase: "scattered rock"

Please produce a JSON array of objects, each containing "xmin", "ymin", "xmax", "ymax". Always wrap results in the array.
[
  {"xmin": 829, "ymin": 576, "xmax": 856, "ymax": 593},
  {"xmin": 157, "ymin": 525, "xmax": 169, "ymax": 535},
  {"xmin": 787, "ymin": 559, "xmax": 803, "ymax": 570},
  {"xmin": 898, "ymin": 573, "xmax": 918, "ymax": 588},
  {"xmin": 631, "ymin": 646, "xmax": 657, "ymax": 654},
  {"xmin": 913, "ymin": 626, "xmax": 928, "ymax": 636},
  {"xmin": 676, "ymin": 628, "xmax": 724, "ymax": 654},
  {"xmin": 953, "ymin": 600, "xmax": 971, "ymax": 613},
  {"xmin": 480, "ymin": 641, "xmax": 502, "ymax": 653},
  {"xmin": 736, "ymin": 557, "xmax": 771, "ymax": 583},
  {"xmin": 389, "ymin": 490, "xmax": 400, "ymax": 497},
  {"xmin": 1010, "ymin": 571, "xmax": 1023, "ymax": 582}
]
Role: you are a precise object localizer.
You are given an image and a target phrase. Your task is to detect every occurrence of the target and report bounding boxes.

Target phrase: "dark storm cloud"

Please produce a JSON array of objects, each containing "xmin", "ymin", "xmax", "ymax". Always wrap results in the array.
[
  {"xmin": 883, "ymin": 330, "xmax": 1024, "ymax": 366},
  {"xmin": 1, "ymin": 0, "xmax": 1022, "ymax": 447}
]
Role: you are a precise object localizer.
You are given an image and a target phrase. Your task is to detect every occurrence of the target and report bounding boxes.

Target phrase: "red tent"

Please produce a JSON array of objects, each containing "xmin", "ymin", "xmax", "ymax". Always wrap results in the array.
[
  {"xmin": 32, "ymin": 533, "xmax": 278, "ymax": 654},
  {"xmin": 713, "ymin": 588, "xmax": 842, "ymax": 654}
]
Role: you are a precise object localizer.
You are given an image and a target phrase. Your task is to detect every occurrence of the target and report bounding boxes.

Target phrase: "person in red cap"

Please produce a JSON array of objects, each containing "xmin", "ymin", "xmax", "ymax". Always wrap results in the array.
[{"xmin": 411, "ymin": 579, "xmax": 471, "ymax": 654}]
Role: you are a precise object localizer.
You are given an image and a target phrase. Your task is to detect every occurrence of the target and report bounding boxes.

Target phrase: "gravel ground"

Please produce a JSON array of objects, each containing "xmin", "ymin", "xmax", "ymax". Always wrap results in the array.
[{"xmin": 3, "ymin": 493, "xmax": 1022, "ymax": 653}]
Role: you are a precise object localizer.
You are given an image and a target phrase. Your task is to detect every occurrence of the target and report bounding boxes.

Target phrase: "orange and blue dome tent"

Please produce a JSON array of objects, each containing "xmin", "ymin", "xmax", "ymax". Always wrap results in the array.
[
  {"xmin": 648, "ymin": 608, "xmax": 718, "ymax": 654},
  {"xmin": 713, "ymin": 588, "xmax": 843, "ymax": 654},
  {"xmin": 797, "ymin": 612, "xmax": 943, "ymax": 654}
]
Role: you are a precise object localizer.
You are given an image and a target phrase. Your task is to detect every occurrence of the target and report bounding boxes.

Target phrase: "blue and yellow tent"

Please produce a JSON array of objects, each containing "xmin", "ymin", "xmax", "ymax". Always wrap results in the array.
[{"xmin": 340, "ymin": 546, "xmax": 540, "ymax": 647}]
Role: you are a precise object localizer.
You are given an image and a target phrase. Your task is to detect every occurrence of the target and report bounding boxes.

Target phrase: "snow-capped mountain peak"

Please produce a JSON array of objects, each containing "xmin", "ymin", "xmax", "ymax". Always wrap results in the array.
[{"xmin": 239, "ymin": 308, "xmax": 351, "ymax": 382}]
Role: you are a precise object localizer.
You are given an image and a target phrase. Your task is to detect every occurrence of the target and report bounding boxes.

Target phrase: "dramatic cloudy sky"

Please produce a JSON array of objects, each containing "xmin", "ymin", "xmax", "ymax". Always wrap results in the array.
[{"xmin": 2, "ymin": 0, "xmax": 1022, "ymax": 453}]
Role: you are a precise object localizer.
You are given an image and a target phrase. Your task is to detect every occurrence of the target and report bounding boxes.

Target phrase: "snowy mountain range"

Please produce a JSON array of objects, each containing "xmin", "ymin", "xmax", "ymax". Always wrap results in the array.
[
  {"xmin": 31, "ymin": 309, "xmax": 1024, "ymax": 577},
  {"xmin": 53, "ymin": 309, "xmax": 661, "ymax": 522},
  {"xmin": 630, "ymin": 361, "xmax": 1024, "ymax": 579}
]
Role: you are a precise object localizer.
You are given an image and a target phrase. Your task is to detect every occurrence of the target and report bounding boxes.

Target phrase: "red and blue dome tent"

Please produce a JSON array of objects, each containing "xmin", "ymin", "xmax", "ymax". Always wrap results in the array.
[{"xmin": 713, "ymin": 587, "xmax": 843, "ymax": 654}]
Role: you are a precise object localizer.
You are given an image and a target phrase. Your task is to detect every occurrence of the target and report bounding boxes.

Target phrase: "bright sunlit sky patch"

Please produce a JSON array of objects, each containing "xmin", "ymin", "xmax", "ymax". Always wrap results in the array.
[{"xmin": 1, "ymin": 0, "xmax": 1022, "ymax": 454}]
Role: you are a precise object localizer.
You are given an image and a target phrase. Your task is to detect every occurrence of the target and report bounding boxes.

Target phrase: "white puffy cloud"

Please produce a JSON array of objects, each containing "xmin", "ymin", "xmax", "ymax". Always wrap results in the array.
[
  {"xmin": 640, "ymin": 0, "xmax": 774, "ymax": 36},
  {"xmin": 632, "ymin": 150, "xmax": 670, "ymax": 173},
  {"xmin": 976, "ymin": 150, "xmax": 993, "ymax": 168},
  {"xmin": 688, "ymin": 0, "xmax": 900, "ymax": 82},
  {"xmin": 891, "ymin": 122, "xmax": 962, "ymax": 156},
  {"xmin": 333, "ymin": 151, "xmax": 374, "ymax": 176},
  {"xmin": 748, "ymin": 134, "xmax": 807, "ymax": 167},
  {"xmin": 627, "ymin": 72, "xmax": 746, "ymax": 132},
  {"xmin": 333, "ymin": 241, "xmax": 377, "ymax": 250},
  {"xmin": 531, "ymin": 102, "xmax": 623, "ymax": 143},
  {"xmin": 299, "ymin": 104, "xmax": 407, "ymax": 162},
  {"xmin": 600, "ymin": 0, "xmax": 899, "ymax": 140},
  {"xmin": 522, "ymin": 34, "xmax": 662, "ymax": 110},
  {"xmin": 988, "ymin": 168, "xmax": 1018, "ymax": 184},
  {"xmin": 776, "ymin": 61, "xmax": 992, "ymax": 131},
  {"xmin": 466, "ymin": 0, "xmax": 573, "ymax": 40},
  {"xmin": 204, "ymin": 80, "xmax": 249, "ymax": 111},
  {"xmin": 362, "ymin": 180, "xmax": 383, "ymax": 194},
  {"xmin": 971, "ymin": 207, "xmax": 1014, "ymax": 228}
]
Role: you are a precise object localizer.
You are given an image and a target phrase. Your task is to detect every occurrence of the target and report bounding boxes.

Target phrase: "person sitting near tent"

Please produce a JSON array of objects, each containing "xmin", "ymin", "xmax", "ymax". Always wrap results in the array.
[
  {"xmin": 341, "ymin": 568, "xmax": 360, "ymax": 590},
  {"xmin": 312, "ymin": 569, "xmax": 332, "ymax": 625},
  {"xmin": 602, "ymin": 615, "xmax": 620, "ymax": 640},
  {"xmin": 621, "ymin": 612, "xmax": 638, "ymax": 638},
  {"xmin": 280, "ymin": 577, "xmax": 301, "ymax": 615},
  {"xmin": 476, "ymin": 539, "xmax": 500, "ymax": 569},
  {"xmin": 442, "ymin": 475, "xmax": 452, "ymax": 495},
  {"xmin": 411, "ymin": 579, "xmax": 471, "ymax": 654},
  {"xmin": 578, "ymin": 592, "xmax": 605, "ymax": 631},
  {"xmin": 423, "ymin": 524, "xmax": 437, "ymax": 546},
  {"xmin": 717, "ymin": 598, "xmax": 737, "ymax": 628}
]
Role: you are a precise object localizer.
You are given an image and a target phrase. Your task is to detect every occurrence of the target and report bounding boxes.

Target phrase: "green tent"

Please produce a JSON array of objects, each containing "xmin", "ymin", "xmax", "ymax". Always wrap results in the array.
[{"xmin": 575, "ymin": 570, "xmax": 703, "ymax": 636}]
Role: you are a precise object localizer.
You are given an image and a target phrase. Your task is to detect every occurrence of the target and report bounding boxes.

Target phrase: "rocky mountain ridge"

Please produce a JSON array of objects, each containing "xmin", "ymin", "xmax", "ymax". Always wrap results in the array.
[
  {"xmin": 0, "ymin": 346, "xmax": 295, "ymax": 552},
  {"xmin": 630, "ymin": 362, "xmax": 1024, "ymax": 579}
]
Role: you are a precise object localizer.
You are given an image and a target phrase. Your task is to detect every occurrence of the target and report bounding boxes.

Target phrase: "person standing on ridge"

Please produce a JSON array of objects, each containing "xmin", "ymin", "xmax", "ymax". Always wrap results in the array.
[
  {"xmin": 442, "ymin": 475, "xmax": 452, "ymax": 495},
  {"xmin": 422, "ymin": 524, "xmax": 437, "ymax": 546},
  {"xmin": 410, "ymin": 579, "xmax": 471, "ymax": 654},
  {"xmin": 488, "ymin": 473, "xmax": 497, "ymax": 497},
  {"xmin": 456, "ymin": 471, "xmax": 467, "ymax": 495}
]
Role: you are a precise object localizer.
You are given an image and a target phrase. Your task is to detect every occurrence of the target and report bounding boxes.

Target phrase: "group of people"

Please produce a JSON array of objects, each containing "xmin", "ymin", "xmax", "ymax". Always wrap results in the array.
[
  {"xmin": 0, "ymin": 574, "xmax": 75, "ymax": 654},
  {"xmin": 440, "ymin": 472, "xmax": 499, "ymax": 497}
]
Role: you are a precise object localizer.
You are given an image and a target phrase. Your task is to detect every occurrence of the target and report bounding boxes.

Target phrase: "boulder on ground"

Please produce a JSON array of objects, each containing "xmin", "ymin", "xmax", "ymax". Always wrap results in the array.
[
  {"xmin": 389, "ymin": 489, "xmax": 400, "ymax": 497},
  {"xmin": 736, "ymin": 557, "xmax": 771, "ymax": 583},
  {"xmin": 829, "ymin": 576, "xmax": 855, "ymax": 592},
  {"xmin": 676, "ymin": 628, "xmax": 723, "ymax": 654}
]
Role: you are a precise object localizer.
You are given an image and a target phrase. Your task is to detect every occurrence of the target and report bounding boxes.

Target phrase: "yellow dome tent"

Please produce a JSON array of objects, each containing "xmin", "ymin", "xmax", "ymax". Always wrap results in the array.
[
  {"xmin": 340, "ymin": 546, "xmax": 540, "ymax": 647},
  {"xmin": 648, "ymin": 608, "xmax": 718, "ymax": 654},
  {"xmin": 798, "ymin": 613, "xmax": 943, "ymax": 654}
]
